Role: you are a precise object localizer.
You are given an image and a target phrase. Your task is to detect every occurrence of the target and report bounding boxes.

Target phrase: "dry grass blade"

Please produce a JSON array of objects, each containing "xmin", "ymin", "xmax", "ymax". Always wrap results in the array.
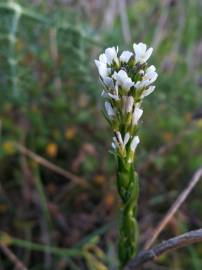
[
  {"xmin": 118, "ymin": 0, "xmax": 131, "ymax": 44},
  {"xmin": 144, "ymin": 166, "xmax": 202, "ymax": 249},
  {"xmin": 0, "ymin": 243, "xmax": 28, "ymax": 270},
  {"xmin": 14, "ymin": 143, "xmax": 89, "ymax": 188}
]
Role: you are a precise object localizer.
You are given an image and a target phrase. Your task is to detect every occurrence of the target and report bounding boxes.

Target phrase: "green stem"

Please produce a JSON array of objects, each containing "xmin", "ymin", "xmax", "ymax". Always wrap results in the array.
[{"xmin": 117, "ymin": 157, "xmax": 139, "ymax": 269}]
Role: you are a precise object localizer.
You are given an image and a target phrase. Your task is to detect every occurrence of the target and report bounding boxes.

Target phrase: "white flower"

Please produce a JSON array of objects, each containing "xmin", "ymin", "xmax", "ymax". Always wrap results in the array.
[
  {"xmin": 133, "ymin": 42, "xmax": 153, "ymax": 64},
  {"xmin": 116, "ymin": 131, "xmax": 123, "ymax": 145},
  {"xmin": 111, "ymin": 142, "xmax": 116, "ymax": 149},
  {"xmin": 105, "ymin": 101, "xmax": 115, "ymax": 117},
  {"xmin": 113, "ymin": 132, "xmax": 130, "ymax": 149},
  {"xmin": 99, "ymin": 53, "xmax": 107, "ymax": 64},
  {"xmin": 123, "ymin": 96, "xmax": 134, "ymax": 113},
  {"xmin": 130, "ymin": 136, "xmax": 140, "ymax": 152},
  {"xmin": 102, "ymin": 76, "xmax": 114, "ymax": 89},
  {"xmin": 108, "ymin": 84, "xmax": 119, "ymax": 100},
  {"xmin": 95, "ymin": 54, "xmax": 111, "ymax": 78},
  {"xmin": 135, "ymin": 66, "xmax": 157, "ymax": 90},
  {"xmin": 143, "ymin": 65, "xmax": 158, "ymax": 84},
  {"xmin": 108, "ymin": 93, "xmax": 119, "ymax": 101},
  {"xmin": 120, "ymin": 51, "xmax": 133, "ymax": 63},
  {"xmin": 112, "ymin": 132, "xmax": 122, "ymax": 149},
  {"xmin": 105, "ymin": 47, "xmax": 119, "ymax": 65},
  {"xmin": 126, "ymin": 96, "xmax": 134, "ymax": 113},
  {"xmin": 95, "ymin": 61, "xmax": 109, "ymax": 77},
  {"xmin": 141, "ymin": 85, "xmax": 156, "ymax": 98},
  {"xmin": 102, "ymin": 90, "xmax": 119, "ymax": 101},
  {"xmin": 113, "ymin": 70, "xmax": 134, "ymax": 91},
  {"xmin": 123, "ymin": 132, "xmax": 130, "ymax": 146},
  {"xmin": 132, "ymin": 106, "xmax": 143, "ymax": 125},
  {"xmin": 135, "ymin": 79, "xmax": 150, "ymax": 90},
  {"xmin": 146, "ymin": 65, "xmax": 156, "ymax": 73}
]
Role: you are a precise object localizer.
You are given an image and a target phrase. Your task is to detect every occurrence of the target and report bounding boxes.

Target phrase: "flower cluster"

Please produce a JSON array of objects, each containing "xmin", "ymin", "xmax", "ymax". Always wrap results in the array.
[{"xmin": 95, "ymin": 42, "xmax": 158, "ymax": 163}]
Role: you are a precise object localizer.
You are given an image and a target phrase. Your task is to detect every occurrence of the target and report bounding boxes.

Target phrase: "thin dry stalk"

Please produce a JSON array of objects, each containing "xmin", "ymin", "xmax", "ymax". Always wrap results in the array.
[
  {"xmin": 102, "ymin": 0, "xmax": 118, "ymax": 29},
  {"xmin": 125, "ymin": 228, "xmax": 202, "ymax": 269},
  {"xmin": 14, "ymin": 143, "xmax": 88, "ymax": 187},
  {"xmin": 144, "ymin": 167, "xmax": 202, "ymax": 249},
  {"xmin": 118, "ymin": 0, "xmax": 131, "ymax": 44},
  {"xmin": 152, "ymin": 0, "xmax": 171, "ymax": 49},
  {"xmin": 0, "ymin": 243, "xmax": 28, "ymax": 270}
]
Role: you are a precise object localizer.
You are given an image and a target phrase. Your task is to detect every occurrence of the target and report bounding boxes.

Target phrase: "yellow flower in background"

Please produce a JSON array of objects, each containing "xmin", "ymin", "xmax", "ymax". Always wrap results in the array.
[
  {"xmin": 163, "ymin": 132, "xmax": 173, "ymax": 142},
  {"xmin": 0, "ymin": 232, "xmax": 12, "ymax": 246},
  {"xmin": 2, "ymin": 141, "xmax": 16, "ymax": 155},
  {"xmin": 65, "ymin": 126, "xmax": 77, "ymax": 140},
  {"xmin": 196, "ymin": 119, "xmax": 202, "ymax": 129},
  {"xmin": 94, "ymin": 175, "xmax": 106, "ymax": 185},
  {"xmin": 104, "ymin": 193, "xmax": 115, "ymax": 208},
  {"xmin": 46, "ymin": 143, "xmax": 58, "ymax": 158}
]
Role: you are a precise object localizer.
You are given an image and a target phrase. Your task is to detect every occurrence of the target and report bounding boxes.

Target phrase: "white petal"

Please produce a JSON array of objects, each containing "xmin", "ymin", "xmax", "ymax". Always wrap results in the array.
[
  {"xmin": 102, "ymin": 76, "xmax": 114, "ymax": 89},
  {"xmin": 144, "ymin": 67, "xmax": 158, "ymax": 84},
  {"xmin": 133, "ymin": 42, "xmax": 153, "ymax": 64},
  {"xmin": 113, "ymin": 70, "xmax": 134, "ymax": 91},
  {"xmin": 126, "ymin": 96, "xmax": 134, "ymax": 113},
  {"xmin": 111, "ymin": 142, "xmax": 116, "ymax": 149},
  {"xmin": 132, "ymin": 107, "xmax": 143, "ymax": 125},
  {"xmin": 123, "ymin": 132, "xmax": 130, "ymax": 146},
  {"xmin": 99, "ymin": 53, "xmax": 107, "ymax": 64},
  {"xmin": 130, "ymin": 136, "xmax": 140, "ymax": 152},
  {"xmin": 146, "ymin": 65, "xmax": 156, "ymax": 73},
  {"xmin": 105, "ymin": 47, "xmax": 119, "ymax": 65},
  {"xmin": 95, "ymin": 60, "xmax": 110, "ymax": 78},
  {"xmin": 138, "ymin": 42, "xmax": 147, "ymax": 52},
  {"xmin": 112, "ymin": 136, "xmax": 119, "ymax": 148},
  {"xmin": 133, "ymin": 43, "xmax": 146, "ymax": 55},
  {"xmin": 115, "ymin": 84, "xmax": 119, "ymax": 96},
  {"xmin": 108, "ymin": 92, "xmax": 120, "ymax": 101},
  {"xmin": 120, "ymin": 51, "xmax": 133, "ymax": 63},
  {"xmin": 135, "ymin": 80, "xmax": 150, "ymax": 89},
  {"xmin": 105, "ymin": 101, "xmax": 115, "ymax": 117},
  {"xmin": 116, "ymin": 131, "xmax": 123, "ymax": 145},
  {"xmin": 141, "ymin": 86, "xmax": 156, "ymax": 98},
  {"xmin": 144, "ymin": 47, "xmax": 153, "ymax": 62}
]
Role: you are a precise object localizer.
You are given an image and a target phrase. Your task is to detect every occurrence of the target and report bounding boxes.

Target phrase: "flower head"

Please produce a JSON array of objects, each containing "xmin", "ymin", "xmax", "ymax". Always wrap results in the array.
[
  {"xmin": 133, "ymin": 42, "xmax": 153, "ymax": 64},
  {"xmin": 95, "ymin": 42, "xmax": 157, "ymax": 163}
]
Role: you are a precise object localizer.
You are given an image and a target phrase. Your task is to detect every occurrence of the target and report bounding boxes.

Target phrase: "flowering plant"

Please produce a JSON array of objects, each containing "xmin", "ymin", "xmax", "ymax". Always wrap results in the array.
[{"xmin": 95, "ymin": 42, "xmax": 158, "ymax": 269}]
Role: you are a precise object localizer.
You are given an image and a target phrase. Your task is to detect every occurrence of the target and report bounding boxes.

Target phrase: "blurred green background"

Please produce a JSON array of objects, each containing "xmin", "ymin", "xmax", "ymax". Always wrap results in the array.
[{"xmin": 0, "ymin": 0, "xmax": 202, "ymax": 269}]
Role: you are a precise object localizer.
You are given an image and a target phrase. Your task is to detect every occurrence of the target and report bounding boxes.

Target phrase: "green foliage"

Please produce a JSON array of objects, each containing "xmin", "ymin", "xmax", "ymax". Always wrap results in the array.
[{"xmin": 0, "ymin": 0, "xmax": 202, "ymax": 269}]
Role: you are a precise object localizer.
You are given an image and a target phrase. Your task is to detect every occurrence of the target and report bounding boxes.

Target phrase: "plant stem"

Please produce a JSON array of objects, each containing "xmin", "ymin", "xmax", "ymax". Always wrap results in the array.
[{"xmin": 117, "ymin": 158, "xmax": 139, "ymax": 269}]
